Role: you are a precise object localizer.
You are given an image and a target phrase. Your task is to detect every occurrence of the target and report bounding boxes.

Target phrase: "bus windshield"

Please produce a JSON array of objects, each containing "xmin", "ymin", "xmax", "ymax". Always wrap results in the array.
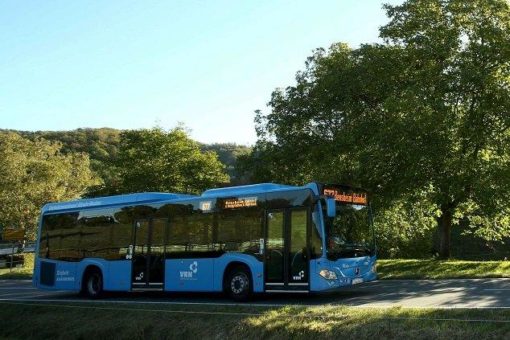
[{"xmin": 325, "ymin": 203, "xmax": 375, "ymax": 260}]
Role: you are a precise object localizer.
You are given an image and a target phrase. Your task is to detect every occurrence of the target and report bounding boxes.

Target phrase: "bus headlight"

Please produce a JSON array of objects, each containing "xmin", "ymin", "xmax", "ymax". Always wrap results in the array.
[{"xmin": 319, "ymin": 269, "xmax": 338, "ymax": 280}]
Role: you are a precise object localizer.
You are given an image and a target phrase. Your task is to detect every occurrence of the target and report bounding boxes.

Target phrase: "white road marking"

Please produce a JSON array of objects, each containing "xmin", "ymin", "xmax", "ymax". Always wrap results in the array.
[
  {"xmin": 0, "ymin": 291, "xmax": 37, "ymax": 297},
  {"xmin": 1, "ymin": 293, "xmax": 52, "ymax": 299},
  {"xmin": 2, "ymin": 279, "xmax": 510, "ymax": 309},
  {"xmin": 3, "ymin": 301, "xmax": 510, "ymax": 323},
  {"xmin": 0, "ymin": 297, "xmax": 510, "ymax": 309},
  {"xmin": 0, "ymin": 301, "xmax": 264, "ymax": 317},
  {"xmin": 0, "ymin": 298, "xmax": 286, "ymax": 308}
]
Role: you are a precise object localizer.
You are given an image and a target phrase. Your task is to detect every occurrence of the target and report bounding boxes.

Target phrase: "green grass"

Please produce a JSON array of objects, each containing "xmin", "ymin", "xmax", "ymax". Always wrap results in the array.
[
  {"xmin": 0, "ymin": 302, "xmax": 509, "ymax": 339},
  {"xmin": 378, "ymin": 259, "xmax": 510, "ymax": 279},
  {"xmin": 0, "ymin": 267, "xmax": 32, "ymax": 280},
  {"xmin": 0, "ymin": 253, "xmax": 33, "ymax": 280}
]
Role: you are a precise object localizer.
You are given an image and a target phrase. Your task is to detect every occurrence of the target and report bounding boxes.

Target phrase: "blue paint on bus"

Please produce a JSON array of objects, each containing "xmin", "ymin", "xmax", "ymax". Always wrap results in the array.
[{"xmin": 33, "ymin": 182, "xmax": 378, "ymax": 297}]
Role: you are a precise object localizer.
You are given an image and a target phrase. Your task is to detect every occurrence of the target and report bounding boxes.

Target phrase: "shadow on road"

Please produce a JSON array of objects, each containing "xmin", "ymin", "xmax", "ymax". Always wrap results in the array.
[{"xmin": 4, "ymin": 279, "xmax": 510, "ymax": 308}]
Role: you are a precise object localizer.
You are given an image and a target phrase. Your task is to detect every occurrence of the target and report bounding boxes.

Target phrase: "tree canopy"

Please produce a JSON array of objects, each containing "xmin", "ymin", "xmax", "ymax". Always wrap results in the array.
[
  {"xmin": 0, "ymin": 128, "xmax": 236, "ymax": 240},
  {"xmin": 2, "ymin": 128, "xmax": 250, "ymax": 196},
  {"xmin": 0, "ymin": 133, "xmax": 98, "ymax": 239},
  {"xmin": 113, "ymin": 127, "xmax": 229, "ymax": 194},
  {"xmin": 245, "ymin": 0, "xmax": 510, "ymax": 258}
]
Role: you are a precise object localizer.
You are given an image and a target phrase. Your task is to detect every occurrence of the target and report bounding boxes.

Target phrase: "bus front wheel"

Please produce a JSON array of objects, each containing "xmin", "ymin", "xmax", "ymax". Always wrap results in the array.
[
  {"xmin": 82, "ymin": 268, "xmax": 103, "ymax": 299},
  {"xmin": 225, "ymin": 265, "xmax": 252, "ymax": 301}
]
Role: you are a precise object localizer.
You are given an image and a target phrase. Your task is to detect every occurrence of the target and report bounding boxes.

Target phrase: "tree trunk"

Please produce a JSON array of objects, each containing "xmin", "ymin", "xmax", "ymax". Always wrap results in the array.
[{"xmin": 438, "ymin": 204, "xmax": 454, "ymax": 259}]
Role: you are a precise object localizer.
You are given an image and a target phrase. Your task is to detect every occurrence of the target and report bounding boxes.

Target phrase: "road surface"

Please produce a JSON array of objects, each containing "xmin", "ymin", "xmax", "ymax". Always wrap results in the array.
[{"xmin": 1, "ymin": 278, "xmax": 510, "ymax": 308}]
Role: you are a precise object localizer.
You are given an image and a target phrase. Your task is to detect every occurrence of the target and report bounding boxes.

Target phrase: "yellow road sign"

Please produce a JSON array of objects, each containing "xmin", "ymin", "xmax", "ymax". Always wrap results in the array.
[{"xmin": 2, "ymin": 229, "xmax": 24, "ymax": 241}]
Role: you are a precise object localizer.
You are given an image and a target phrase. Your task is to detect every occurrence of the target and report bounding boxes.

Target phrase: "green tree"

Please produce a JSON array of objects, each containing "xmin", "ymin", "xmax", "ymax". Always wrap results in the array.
[
  {"xmin": 6, "ymin": 128, "xmax": 123, "ymax": 197},
  {"xmin": 0, "ymin": 133, "xmax": 98, "ymax": 239},
  {"xmin": 248, "ymin": 0, "xmax": 510, "ymax": 258},
  {"xmin": 115, "ymin": 127, "xmax": 229, "ymax": 194},
  {"xmin": 4, "ymin": 128, "xmax": 248, "ymax": 195}
]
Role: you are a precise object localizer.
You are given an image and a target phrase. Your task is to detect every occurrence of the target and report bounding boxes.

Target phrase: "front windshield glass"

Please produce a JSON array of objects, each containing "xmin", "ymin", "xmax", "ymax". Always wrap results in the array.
[{"xmin": 325, "ymin": 203, "xmax": 375, "ymax": 259}]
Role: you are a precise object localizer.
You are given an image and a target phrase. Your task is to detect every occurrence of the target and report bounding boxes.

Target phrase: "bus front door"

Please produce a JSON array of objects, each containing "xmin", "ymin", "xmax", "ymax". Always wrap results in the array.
[
  {"xmin": 264, "ymin": 208, "xmax": 310, "ymax": 292},
  {"xmin": 131, "ymin": 219, "xmax": 166, "ymax": 290}
]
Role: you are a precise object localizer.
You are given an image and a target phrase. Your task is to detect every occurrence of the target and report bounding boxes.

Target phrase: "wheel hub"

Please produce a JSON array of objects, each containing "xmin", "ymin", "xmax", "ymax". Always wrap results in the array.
[{"xmin": 231, "ymin": 274, "xmax": 247, "ymax": 294}]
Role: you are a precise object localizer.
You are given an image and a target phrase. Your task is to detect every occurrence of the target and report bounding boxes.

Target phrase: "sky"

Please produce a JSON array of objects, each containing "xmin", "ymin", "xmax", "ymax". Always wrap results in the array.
[{"xmin": 0, "ymin": 0, "xmax": 402, "ymax": 145}]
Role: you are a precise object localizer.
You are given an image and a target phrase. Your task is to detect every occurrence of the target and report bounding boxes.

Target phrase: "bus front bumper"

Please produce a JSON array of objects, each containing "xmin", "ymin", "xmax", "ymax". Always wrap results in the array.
[{"xmin": 310, "ymin": 256, "xmax": 378, "ymax": 292}]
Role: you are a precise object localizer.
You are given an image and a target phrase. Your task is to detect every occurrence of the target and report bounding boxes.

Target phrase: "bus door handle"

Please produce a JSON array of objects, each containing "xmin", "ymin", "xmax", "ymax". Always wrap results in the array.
[{"xmin": 259, "ymin": 238, "xmax": 264, "ymax": 255}]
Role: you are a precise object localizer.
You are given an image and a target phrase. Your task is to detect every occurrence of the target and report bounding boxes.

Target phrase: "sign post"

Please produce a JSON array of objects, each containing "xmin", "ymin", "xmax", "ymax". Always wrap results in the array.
[{"xmin": 10, "ymin": 243, "xmax": 14, "ymax": 273}]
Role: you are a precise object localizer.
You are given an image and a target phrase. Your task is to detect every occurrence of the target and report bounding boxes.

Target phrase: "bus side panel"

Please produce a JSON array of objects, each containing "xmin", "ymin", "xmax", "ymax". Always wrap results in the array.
[
  {"xmin": 35, "ymin": 258, "xmax": 80, "ymax": 291},
  {"xmin": 165, "ymin": 258, "xmax": 215, "ymax": 292},
  {"xmin": 105, "ymin": 260, "xmax": 131, "ymax": 291},
  {"xmin": 79, "ymin": 259, "xmax": 147, "ymax": 292},
  {"xmin": 34, "ymin": 258, "xmax": 130, "ymax": 292},
  {"xmin": 213, "ymin": 254, "xmax": 264, "ymax": 293},
  {"xmin": 76, "ymin": 259, "xmax": 108, "ymax": 291}
]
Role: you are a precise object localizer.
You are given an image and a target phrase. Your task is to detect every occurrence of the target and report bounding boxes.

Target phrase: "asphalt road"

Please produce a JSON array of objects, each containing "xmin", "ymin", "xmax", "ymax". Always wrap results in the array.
[{"xmin": 1, "ymin": 279, "xmax": 510, "ymax": 308}]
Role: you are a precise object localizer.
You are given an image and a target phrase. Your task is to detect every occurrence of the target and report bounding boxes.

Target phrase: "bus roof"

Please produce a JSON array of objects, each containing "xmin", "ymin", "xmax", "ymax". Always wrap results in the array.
[
  {"xmin": 201, "ymin": 183, "xmax": 297, "ymax": 198},
  {"xmin": 41, "ymin": 182, "xmax": 322, "ymax": 214},
  {"xmin": 42, "ymin": 192, "xmax": 194, "ymax": 214}
]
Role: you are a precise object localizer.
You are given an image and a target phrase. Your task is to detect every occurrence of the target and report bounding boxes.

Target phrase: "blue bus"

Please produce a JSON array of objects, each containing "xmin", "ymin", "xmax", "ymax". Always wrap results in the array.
[{"xmin": 33, "ymin": 182, "xmax": 377, "ymax": 300}]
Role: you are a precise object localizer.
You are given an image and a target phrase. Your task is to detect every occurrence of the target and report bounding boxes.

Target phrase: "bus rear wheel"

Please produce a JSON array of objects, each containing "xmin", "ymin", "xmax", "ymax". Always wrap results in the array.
[
  {"xmin": 82, "ymin": 268, "xmax": 103, "ymax": 299},
  {"xmin": 225, "ymin": 265, "xmax": 251, "ymax": 301}
]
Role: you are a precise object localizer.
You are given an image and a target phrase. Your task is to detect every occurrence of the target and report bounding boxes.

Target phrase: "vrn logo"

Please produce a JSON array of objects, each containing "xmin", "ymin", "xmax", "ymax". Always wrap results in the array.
[{"xmin": 179, "ymin": 261, "xmax": 198, "ymax": 280}]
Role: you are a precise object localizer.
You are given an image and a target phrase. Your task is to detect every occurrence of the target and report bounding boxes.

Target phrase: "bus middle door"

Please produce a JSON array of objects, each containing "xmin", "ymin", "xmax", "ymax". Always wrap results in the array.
[{"xmin": 131, "ymin": 219, "xmax": 165, "ymax": 290}]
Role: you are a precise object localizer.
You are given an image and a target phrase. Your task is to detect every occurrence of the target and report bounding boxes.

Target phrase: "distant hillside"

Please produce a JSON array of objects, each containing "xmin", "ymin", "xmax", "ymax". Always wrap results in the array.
[
  {"xmin": 201, "ymin": 143, "xmax": 252, "ymax": 184},
  {"xmin": 4, "ymin": 128, "xmax": 121, "ymax": 164},
  {"xmin": 1, "ymin": 128, "xmax": 252, "ymax": 185}
]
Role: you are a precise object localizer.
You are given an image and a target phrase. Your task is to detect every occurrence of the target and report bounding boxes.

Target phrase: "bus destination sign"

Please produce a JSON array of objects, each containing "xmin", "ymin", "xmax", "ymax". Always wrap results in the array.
[
  {"xmin": 221, "ymin": 197, "xmax": 257, "ymax": 209},
  {"xmin": 324, "ymin": 187, "xmax": 368, "ymax": 205}
]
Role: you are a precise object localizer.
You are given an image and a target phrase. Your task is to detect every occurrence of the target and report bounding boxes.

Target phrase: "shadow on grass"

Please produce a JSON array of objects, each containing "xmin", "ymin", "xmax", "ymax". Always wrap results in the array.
[{"xmin": 0, "ymin": 301, "xmax": 509, "ymax": 339}]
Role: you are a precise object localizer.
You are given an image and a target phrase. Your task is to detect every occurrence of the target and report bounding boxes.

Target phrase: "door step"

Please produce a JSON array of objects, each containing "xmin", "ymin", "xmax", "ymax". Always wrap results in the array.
[
  {"xmin": 131, "ymin": 282, "xmax": 164, "ymax": 291},
  {"xmin": 265, "ymin": 289, "xmax": 309, "ymax": 293},
  {"xmin": 265, "ymin": 283, "xmax": 309, "ymax": 293},
  {"xmin": 131, "ymin": 286, "xmax": 164, "ymax": 292}
]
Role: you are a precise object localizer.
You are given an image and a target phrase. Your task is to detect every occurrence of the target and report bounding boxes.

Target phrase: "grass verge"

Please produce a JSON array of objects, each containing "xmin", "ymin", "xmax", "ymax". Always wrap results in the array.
[
  {"xmin": 0, "ymin": 301, "xmax": 509, "ymax": 339},
  {"xmin": 0, "ymin": 253, "xmax": 33, "ymax": 280},
  {"xmin": 378, "ymin": 259, "xmax": 510, "ymax": 279},
  {"xmin": 0, "ymin": 267, "xmax": 32, "ymax": 280}
]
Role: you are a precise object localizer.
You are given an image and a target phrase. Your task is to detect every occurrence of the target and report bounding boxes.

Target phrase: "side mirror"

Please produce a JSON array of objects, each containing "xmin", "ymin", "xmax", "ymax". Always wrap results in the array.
[{"xmin": 326, "ymin": 197, "xmax": 336, "ymax": 218}]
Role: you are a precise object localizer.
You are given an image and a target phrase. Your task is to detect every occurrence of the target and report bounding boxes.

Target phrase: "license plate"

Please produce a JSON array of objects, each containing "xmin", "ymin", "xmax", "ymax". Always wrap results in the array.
[{"xmin": 352, "ymin": 278, "xmax": 363, "ymax": 285}]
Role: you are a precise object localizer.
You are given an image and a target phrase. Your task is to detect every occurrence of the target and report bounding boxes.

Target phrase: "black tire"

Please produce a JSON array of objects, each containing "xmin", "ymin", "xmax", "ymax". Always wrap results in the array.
[
  {"xmin": 82, "ymin": 268, "xmax": 103, "ymax": 299},
  {"xmin": 225, "ymin": 265, "xmax": 252, "ymax": 301}
]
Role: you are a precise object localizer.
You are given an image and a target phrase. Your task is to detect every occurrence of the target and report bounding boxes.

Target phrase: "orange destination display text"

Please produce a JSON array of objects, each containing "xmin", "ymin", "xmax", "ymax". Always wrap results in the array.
[
  {"xmin": 223, "ymin": 197, "xmax": 257, "ymax": 209},
  {"xmin": 324, "ymin": 188, "xmax": 367, "ymax": 205}
]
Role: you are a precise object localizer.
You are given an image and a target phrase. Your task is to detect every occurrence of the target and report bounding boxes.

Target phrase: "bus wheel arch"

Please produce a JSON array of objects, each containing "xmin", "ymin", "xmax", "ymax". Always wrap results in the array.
[
  {"xmin": 223, "ymin": 262, "xmax": 253, "ymax": 301},
  {"xmin": 81, "ymin": 265, "xmax": 103, "ymax": 299}
]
